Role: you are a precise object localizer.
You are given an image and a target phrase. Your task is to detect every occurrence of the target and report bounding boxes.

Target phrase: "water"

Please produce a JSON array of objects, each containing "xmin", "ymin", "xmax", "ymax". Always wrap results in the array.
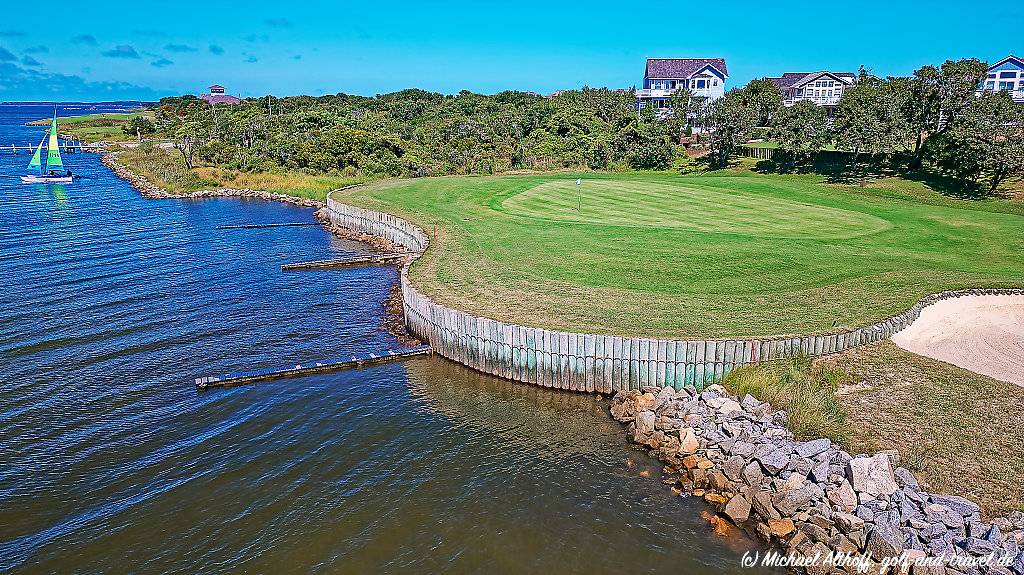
[{"xmin": 0, "ymin": 104, "xmax": 774, "ymax": 574}]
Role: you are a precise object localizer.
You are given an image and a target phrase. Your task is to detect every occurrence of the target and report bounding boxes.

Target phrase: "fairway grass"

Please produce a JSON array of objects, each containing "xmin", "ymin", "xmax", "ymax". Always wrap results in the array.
[{"xmin": 339, "ymin": 170, "xmax": 1024, "ymax": 338}]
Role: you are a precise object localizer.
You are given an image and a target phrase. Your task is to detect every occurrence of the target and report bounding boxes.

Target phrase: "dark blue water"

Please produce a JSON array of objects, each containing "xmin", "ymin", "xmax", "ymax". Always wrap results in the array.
[{"xmin": 0, "ymin": 103, "xmax": 771, "ymax": 574}]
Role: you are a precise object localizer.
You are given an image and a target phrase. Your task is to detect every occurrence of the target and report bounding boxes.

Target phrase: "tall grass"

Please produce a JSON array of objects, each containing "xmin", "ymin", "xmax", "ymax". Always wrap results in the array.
[
  {"xmin": 117, "ymin": 146, "xmax": 367, "ymax": 201},
  {"xmin": 722, "ymin": 358, "xmax": 850, "ymax": 447},
  {"xmin": 118, "ymin": 144, "xmax": 208, "ymax": 193},
  {"xmin": 193, "ymin": 167, "xmax": 366, "ymax": 201}
]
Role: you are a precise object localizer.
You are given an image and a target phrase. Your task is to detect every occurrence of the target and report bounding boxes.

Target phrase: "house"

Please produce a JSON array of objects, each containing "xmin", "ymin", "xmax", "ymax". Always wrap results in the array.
[
  {"xmin": 200, "ymin": 84, "xmax": 241, "ymax": 105},
  {"xmin": 979, "ymin": 55, "xmax": 1024, "ymax": 103},
  {"xmin": 766, "ymin": 71, "xmax": 856, "ymax": 109},
  {"xmin": 635, "ymin": 57, "xmax": 728, "ymax": 112}
]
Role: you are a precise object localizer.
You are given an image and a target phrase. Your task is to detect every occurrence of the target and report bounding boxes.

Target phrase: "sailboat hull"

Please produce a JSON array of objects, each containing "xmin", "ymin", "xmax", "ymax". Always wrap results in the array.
[{"xmin": 21, "ymin": 175, "xmax": 73, "ymax": 184}]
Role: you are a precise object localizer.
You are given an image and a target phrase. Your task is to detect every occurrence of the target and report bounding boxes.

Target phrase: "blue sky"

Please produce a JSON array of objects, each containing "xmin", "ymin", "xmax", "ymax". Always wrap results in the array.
[{"xmin": 0, "ymin": 0, "xmax": 1020, "ymax": 101}]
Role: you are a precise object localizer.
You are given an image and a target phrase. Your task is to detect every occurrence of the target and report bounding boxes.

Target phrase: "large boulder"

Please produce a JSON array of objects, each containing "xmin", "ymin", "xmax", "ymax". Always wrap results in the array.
[
  {"xmin": 827, "ymin": 480, "xmax": 858, "ymax": 513},
  {"xmin": 725, "ymin": 495, "xmax": 752, "ymax": 523},
  {"xmin": 866, "ymin": 511, "xmax": 905, "ymax": 559},
  {"xmin": 679, "ymin": 427, "xmax": 699, "ymax": 454},
  {"xmin": 795, "ymin": 438, "xmax": 831, "ymax": 459},
  {"xmin": 930, "ymin": 494, "xmax": 981, "ymax": 518},
  {"xmin": 755, "ymin": 446, "xmax": 791, "ymax": 475},
  {"xmin": 847, "ymin": 454, "xmax": 899, "ymax": 497}
]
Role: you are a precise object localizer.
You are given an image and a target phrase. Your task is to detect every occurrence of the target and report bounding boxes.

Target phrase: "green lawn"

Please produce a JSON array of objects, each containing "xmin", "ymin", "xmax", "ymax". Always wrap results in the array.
[
  {"xmin": 337, "ymin": 170, "xmax": 1024, "ymax": 338},
  {"xmin": 28, "ymin": 111, "xmax": 152, "ymax": 143}
]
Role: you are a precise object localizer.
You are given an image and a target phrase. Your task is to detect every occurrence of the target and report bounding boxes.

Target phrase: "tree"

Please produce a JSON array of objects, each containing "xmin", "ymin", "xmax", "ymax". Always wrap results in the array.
[
  {"xmin": 664, "ymin": 87, "xmax": 704, "ymax": 137},
  {"xmin": 122, "ymin": 116, "xmax": 156, "ymax": 141},
  {"xmin": 831, "ymin": 70, "xmax": 909, "ymax": 183},
  {"xmin": 771, "ymin": 100, "xmax": 830, "ymax": 166},
  {"xmin": 927, "ymin": 92, "xmax": 1024, "ymax": 192},
  {"xmin": 701, "ymin": 89, "xmax": 758, "ymax": 168},
  {"xmin": 172, "ymin": 120, "xmax": 208, "ymax": 170},
  {"xmin": 743, "ymin": 78, "xmax": 784, "ymax": 127},
  {"xmin": 896, "ymin": 59, "xmax": 989, "ymax": 170}
]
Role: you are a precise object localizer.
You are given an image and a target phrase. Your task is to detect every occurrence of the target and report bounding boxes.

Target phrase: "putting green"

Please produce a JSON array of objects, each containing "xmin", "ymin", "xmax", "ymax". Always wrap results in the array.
[
  {"xmin": 339, "ymin": 171, "xmax": 1024, "ymax": 338},
  {"xmin": 500, "ymin": 180, "xmax": 892, "ymax": 239}
]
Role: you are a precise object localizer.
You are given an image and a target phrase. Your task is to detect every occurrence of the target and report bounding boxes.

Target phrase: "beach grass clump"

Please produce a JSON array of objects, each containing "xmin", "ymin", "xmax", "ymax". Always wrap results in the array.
[
  {"xmin": 722, "ymin": 358, "xmax": 850, "ymax": 446},
  {"xmin": 193, "ymin": 167, "xmax": 366, "ymax": 202},
  {"xmin": 117, "ymin": 144, "xmax": 209, "ymax": 193}
]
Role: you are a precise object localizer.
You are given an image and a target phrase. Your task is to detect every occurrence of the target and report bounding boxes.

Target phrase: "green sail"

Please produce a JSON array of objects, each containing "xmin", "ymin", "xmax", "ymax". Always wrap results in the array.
[
  {"xmin": 45, "ymin": 114, "xmax": 63, "ymax": 171},
  {"xmin": 27, "ymin": 135, "xmax": 44, "ymax": 170}
]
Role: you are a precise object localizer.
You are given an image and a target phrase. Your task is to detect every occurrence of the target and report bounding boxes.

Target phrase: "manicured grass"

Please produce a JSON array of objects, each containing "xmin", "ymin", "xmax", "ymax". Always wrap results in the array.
[
  {"xmin": 823, "ymin": 340, "xmax": 1024, "ymax": 517},
  {"xmin": 28, "ymin": 112, "xmax": 153, "ymax": 143},
  {"xmin": 338, "ymin": 171, "xmax": 1024, "ymax": 338},
  {"xmin": 117, "ymin": 146, "xmax": 364, "ymax": 201}
]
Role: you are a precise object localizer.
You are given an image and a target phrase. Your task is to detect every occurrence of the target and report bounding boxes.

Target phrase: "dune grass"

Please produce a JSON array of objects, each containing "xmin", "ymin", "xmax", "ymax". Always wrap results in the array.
[
  {"xmin": 116, "ymin": 146, "xmax": 363, "ymax": 201},
  {"xmin": 823, "ymin": 341, "xmax": 1024, "ymax": 516},
  {"xmin": 338, "ymin": 171, "xmax": 1024, "ymax": 338},
  {"xmin": 723, "ymin": 359, "xmax": 850, "ymax": 446}
]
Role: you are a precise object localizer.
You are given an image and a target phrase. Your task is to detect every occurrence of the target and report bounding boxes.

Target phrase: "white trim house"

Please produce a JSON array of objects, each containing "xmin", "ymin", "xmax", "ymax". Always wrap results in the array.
[
  {"xmin": 978, "ymin": 55, "xmax": 1024, "ymax": 103},
  {"xmin": 766, "ymin": 71, "xmax": 856, "ymax": 109},
  {"xmin": 636, "ymin": 58, "xmax": 728, "ymax": 112}
]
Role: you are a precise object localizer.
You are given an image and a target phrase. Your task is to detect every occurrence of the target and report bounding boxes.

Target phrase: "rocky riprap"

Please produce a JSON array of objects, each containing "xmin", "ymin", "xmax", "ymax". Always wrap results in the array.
[
  {"xmin": 610, "ymin": 385, "xmax": 1024, "ymax": 574},
  {"xmin": 101, "ymin": 153, "xmax": 322, "ymax": 208}
]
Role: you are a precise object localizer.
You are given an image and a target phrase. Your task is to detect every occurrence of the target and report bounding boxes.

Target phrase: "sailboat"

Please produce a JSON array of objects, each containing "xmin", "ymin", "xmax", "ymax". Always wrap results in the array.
[{"xmin": 21, "ymin": 112, "xmax": 74, "ymax": 184}]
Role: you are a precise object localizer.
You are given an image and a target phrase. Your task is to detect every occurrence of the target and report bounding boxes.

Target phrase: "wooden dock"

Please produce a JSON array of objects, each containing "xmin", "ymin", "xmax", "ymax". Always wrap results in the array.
[
  {"xmin": 195, "ymin": 345, "xmax": 432, "ymax": 390},
  {"xmin": 281, "ymin": 253, "xmax": 410, "ymax": 271}
]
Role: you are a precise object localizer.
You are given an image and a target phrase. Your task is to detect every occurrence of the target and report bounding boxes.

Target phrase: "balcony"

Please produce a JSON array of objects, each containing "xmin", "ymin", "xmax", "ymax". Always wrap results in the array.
[
  {"xmin": 783, "ymin": 95, "xmax": 841, "ymax": 107},
  {"xmin": 636, "ymin": 88, "xmax": 715, "ymax": 99}
]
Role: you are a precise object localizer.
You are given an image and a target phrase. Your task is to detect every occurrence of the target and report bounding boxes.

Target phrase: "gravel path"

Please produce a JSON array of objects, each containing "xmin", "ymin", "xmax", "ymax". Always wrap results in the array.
[{"xmin": 892, "ymin": 295, "xmax": 1024, "ymax": 387}]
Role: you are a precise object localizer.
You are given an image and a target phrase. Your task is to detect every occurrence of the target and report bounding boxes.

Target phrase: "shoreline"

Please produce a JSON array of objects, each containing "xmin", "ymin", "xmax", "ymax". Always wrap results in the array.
[
  {"xmin": 102, "ymin": 153, "xmax": 1024, "ymax": 573},
  {"xmin": 102, "ymin": 151, "xmax": 418, "ymax": 345}
]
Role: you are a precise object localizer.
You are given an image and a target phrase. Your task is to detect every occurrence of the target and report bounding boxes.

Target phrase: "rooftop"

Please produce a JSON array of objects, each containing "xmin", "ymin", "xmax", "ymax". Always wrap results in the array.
[
  {"xmin": 644, "ymin": 58, "xmax": 728, "ymax": 80},
  {"xmin": 767, "ymin": 71, "xmax": 856, "ymax": 88}
]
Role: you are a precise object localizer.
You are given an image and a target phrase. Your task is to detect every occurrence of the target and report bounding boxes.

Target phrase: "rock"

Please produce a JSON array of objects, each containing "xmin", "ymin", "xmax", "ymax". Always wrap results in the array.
[
  {"xmin": 780, "ymin": 473, "xmax": 806, "ymax": 493},
  {"xmin": 729, "ymin": 440, "xmax": 755, "ymax": 458},
  {"xmin": 725, "ymin": 495, "xmax": 752, "ymax": 523},
  {"xmin": 796, "ymin": 438, "xmax": 832, "ymax": 459},
  {"xmin": 636, "ymin": 392, "xmax": 657, "ymax": 411},
  {"xmin": 834, "ymin": 512, "xmax": 865, "ymax": 533},
  {"xmin": 867, "ymin": 511, "xmax": 905, "ymax": 559},
  {"xmin": 679, "ymin": 427, "xmax": 699, "ymax": 454},
  {"xmin": 740, "ymin": 394, "xmax": 761, "ymax": 411},
  {"xmin": 773, "ymin": 485, "xmax": 815, "ymax": 516},
  {"xmin": 715, "ymin": 398, "xmax": 743, "ymax": 415},
  {"xmin": 709, "ymin": 470, "xmax": 729, "ymax": 492},
  {"xmin": 925, "ymin": 503, "xmax": 965, "ymax": 529},
  {"xmin": 855, "ymin": 505, "xmax": 875, "ymax": 522},
  {"xmin": 894, "ymin": 466, "xmax": 920, "ymax": 489},
  {"xmin": 768, "ymin": 518, "xmax": 796, "ymax": 538},
  {"xmin": 963, "ymin": 537, "xmax": 1000, "ymax": 556},
  {"xmin": 723, "ymin": 455, "xmax": 745, "ymax": 481},
  {"xmin": 827, "ymin": 480, "xmax": 858, "ymax": 513},
  {"xmin": 741, "ymin": 461, "xmax": 764, "ymax": 488},
  {"xmin": 1012, "ymin": 550, "xmax": 1024, "ymax": 575},
  {"xmin": 752, "ymin": 490, "xmax": 782, "ymax": 521},
  {"xmin": 636, "ymin": 410, "xmax": 656, "ymax": 434},
  {"xmin": 847, "ymin": 454, "xmax": 899, "ymax": 497},
  {"xmin": 756, "ymin": 447, "xmax": 791, "ymax": 475},
  {"xmin": 809, "ymin": 459, "xmax": 830, "ymax": 484},
  {"xmin": 930, "ymin": 494, "xmax": 981, "ymax": 518}
]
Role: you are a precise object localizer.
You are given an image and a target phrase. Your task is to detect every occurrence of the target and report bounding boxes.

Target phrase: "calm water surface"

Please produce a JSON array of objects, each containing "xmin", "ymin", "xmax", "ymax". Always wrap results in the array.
[{"xmin": 0, "ymin": 103, "xmax": 774, "ymax": 574}]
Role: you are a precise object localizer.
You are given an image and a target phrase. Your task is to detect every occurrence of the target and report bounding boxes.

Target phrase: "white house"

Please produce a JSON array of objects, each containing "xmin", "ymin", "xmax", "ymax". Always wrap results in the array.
[
  {"xmin": 979, "ymin": 55, "xmax": 1024, "ymax": 103},
  {"xmin": 766, "ymin": 71, "xmax": 856, "ymax": 109},
  {"xmin": 635, "ymin": 58, "xmax": 728, "ymax": 112}
]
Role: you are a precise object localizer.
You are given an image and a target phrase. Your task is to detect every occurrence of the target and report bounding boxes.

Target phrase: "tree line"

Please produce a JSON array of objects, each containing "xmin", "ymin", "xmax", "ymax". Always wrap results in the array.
[
  {"xmin": 151, "ymin": 58, "xmax": 1024, "ymax": 193},
  {"xmin": 701, "ymin": 60, "xmax": 1024, "ymax": 192}
]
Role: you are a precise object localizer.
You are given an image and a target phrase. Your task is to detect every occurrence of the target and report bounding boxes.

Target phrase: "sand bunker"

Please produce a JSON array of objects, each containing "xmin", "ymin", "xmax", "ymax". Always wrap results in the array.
[{"xmin": 892, "ymin": 295, "xmax": 1024, "ymax": 387}]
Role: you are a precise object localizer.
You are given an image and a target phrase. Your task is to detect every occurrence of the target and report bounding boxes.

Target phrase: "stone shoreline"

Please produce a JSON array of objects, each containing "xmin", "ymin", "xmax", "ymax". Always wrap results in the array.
[
  {"xmin": 101, "ymin": 152, "xmax": 323, "ymax": 208},
  {"xmin": 610, "ymin": 386, "xmax": 1024, "ymax": 574}
]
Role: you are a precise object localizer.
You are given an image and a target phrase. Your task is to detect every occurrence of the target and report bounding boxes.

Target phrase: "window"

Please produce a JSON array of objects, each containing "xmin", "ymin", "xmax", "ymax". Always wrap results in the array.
[
  {"xmin": 696, "ymin": 79, "xmax": 706, "ymax": 89},
  {"xmin": 988, "ymin": 73, "xmax": 997, "ymax": 79},
  {"xmin": 986, "ymin": 81, "xmax": 996, "ymax": 90},
  {"xmin": 999, "ymin": 71, "xmax": 1017, "ymax": 78},
  {"xmin": 999, "ymin": 81, "xmax": 1013, "ymax": 90},
  {"xmin": 713, "ymin": 79, "xmax": 718, "ymax": 86}
]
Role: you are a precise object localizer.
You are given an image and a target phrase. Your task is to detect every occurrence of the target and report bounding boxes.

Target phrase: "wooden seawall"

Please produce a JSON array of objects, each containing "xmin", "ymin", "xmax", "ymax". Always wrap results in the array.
[
  {"xmin": 196, "ymin": 345, "xmax": 433, "ymax": 390},
  {"xmin": 324, "ymin": 192, "xmax": 1024, "ymax": 393}
]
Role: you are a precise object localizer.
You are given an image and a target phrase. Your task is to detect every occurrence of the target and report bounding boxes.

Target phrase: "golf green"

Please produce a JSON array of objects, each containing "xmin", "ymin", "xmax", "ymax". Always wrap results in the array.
[{"xmin": 338, "ymin": 170, "xmax": 1024, "ymax": 338}]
